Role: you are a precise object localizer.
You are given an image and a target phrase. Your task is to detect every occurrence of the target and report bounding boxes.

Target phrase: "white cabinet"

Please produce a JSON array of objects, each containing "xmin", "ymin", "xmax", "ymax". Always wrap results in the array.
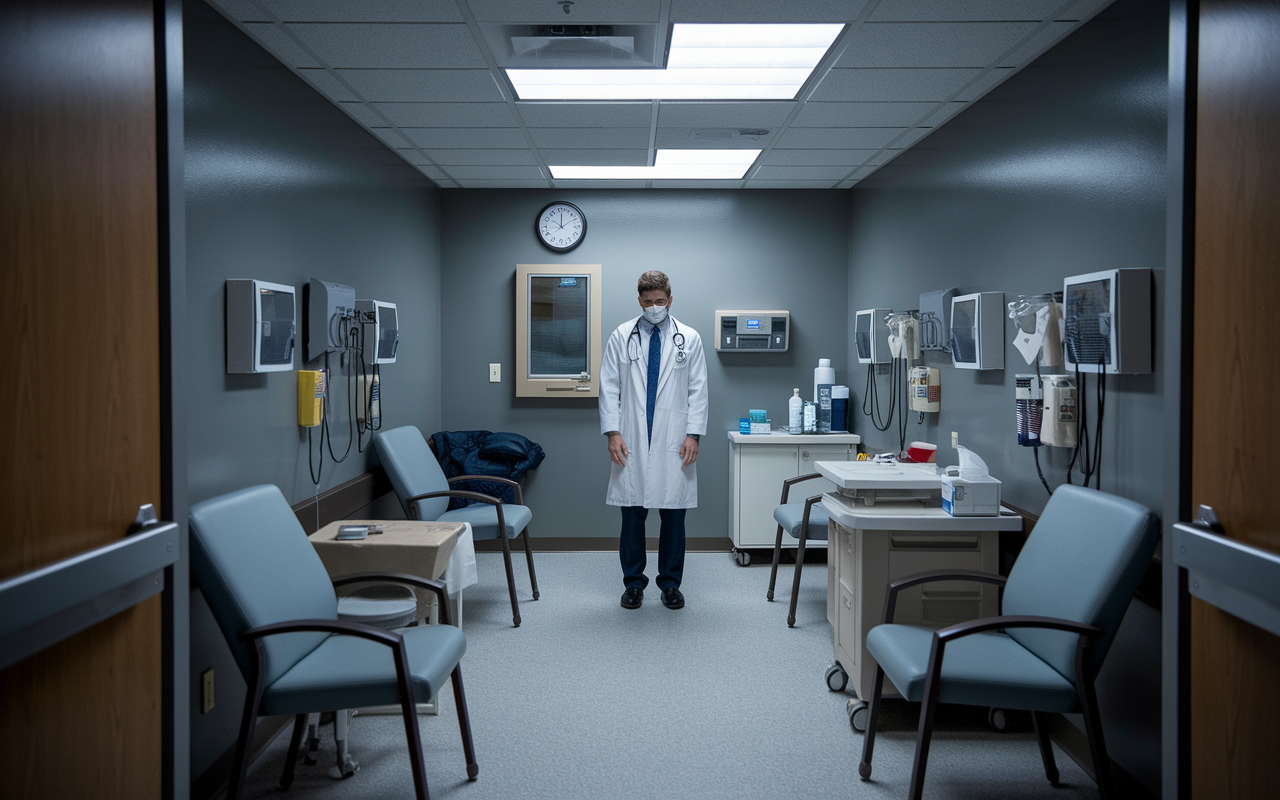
[{"xmin": 726, "ymin": 432, "xmax": 861, "ymax": 555}]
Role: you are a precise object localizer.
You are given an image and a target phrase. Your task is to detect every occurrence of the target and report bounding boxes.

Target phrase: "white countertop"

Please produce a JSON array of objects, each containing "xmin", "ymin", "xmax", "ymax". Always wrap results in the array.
[
  {"xmin": 816, "ymin": 459, "xmax": 940, "ymax": 490},
  {"xmin": 821, "ymin": 493, "xmax": 1025, "ymax": 531},
  {"xmin": 726, "ymin": 430, "xmax": 861, "ymax": 444}
]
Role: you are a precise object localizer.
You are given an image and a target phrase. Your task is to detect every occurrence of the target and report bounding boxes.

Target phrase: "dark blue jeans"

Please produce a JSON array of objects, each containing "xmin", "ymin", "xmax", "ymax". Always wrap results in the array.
[{"xmin": 619, "ymin": 506, "xmax": 686, "ymax": 591}]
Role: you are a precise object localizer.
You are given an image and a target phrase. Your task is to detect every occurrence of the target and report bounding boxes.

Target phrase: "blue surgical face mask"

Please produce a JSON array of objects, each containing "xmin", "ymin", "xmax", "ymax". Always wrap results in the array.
[{"xmin": 643, "ymin": 305, "xmax": 668, "ymax": 325}]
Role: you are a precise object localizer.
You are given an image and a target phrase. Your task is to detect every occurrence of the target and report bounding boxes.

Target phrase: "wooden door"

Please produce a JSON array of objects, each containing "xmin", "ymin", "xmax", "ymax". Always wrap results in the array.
[
  {"xmin": 1190, "ymin": 1, "xmax": 1280, "ymax": 796},
  {"xmin": 0, "ymin": 1, "xmax": 163, "ymax": 797}
]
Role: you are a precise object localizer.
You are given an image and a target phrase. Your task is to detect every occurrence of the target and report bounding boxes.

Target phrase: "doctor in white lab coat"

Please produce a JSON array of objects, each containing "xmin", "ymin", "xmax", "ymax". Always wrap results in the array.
[{"xmin": 600, "ymin": 270, "xmax": 708, "ymax": 611}]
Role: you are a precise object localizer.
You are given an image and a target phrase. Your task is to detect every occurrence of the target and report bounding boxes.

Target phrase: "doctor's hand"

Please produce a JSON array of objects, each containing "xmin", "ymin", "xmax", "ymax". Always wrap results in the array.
[
  {"xmin": 607, "ymin": 433, "xmax": 629, "ymax": 466},
  {"xmin": 679, "ymin": 436, "xmax": 700, "ymax": 467}
]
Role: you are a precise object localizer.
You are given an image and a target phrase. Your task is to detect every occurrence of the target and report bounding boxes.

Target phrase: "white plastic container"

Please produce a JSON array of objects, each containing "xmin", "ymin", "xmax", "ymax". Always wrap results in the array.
[
  {"xmin": 813, "ymin": 358, "xmax": 835, "ymax": 403},
  {"xmin": 788, "ymin": 388, "xmax": 803, "ymax": 434}
]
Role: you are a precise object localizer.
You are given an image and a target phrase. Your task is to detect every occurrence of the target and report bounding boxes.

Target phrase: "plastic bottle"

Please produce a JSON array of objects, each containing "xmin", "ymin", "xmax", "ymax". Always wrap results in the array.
[
  {"xmin": 814, "ymin": 359, "xmax": 834, "ymax": 433},
  {"xmin": 788, "ymin": 388, "xmax": 803, "ymax": 434}
]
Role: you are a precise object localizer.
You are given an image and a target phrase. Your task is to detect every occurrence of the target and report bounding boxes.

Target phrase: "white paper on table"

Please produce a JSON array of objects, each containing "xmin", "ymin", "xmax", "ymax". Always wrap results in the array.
[{"xmin": 444, "ymin": 523, "xmax": 478, "ymax": 597}]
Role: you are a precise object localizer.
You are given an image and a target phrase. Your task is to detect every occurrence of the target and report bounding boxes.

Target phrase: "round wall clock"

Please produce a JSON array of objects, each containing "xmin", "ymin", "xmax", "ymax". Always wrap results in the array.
[{"xmin": 536, "ymin": 201, "xmax": 587, "ymax": 252}]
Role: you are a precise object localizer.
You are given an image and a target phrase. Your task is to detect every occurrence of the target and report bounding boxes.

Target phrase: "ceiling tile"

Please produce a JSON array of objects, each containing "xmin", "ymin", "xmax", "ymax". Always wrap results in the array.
[
  {"xmin": 653, "ymin": 129, "xmax": 774, "ymax": 148},
  {"xmin": 866, "ymin": 149, "xmax": 902, "ymax": 165},
  {"xmin": 791, "ymin": 101, "xmax": 936, "ymax": 127},
  {"xmin": 459, "ymin": 179, "xmax": 552, "ymax": 188},
  {"xmin": 401, "ymin": 127, "xmax": 529, "ymax": 148},
  {"xmin": 762, "ymin": 149, "xmax": 881, "ymax": 166},
  {"xmin": 528, "ymin": 127, "xmax": 651, "ymax": 149},
  {"xmin": 811, "ymin": 68, "xmax": 983, "ymax": 102},
  {"xmin": 204, "ymin": 0, "xmax": 270, "ymax": 22},
  {"xmin": 394, "ymin": 148, "xmax": 431, "ymax": 165},
  {"xmin": 836, "ymin": 22, "xmax": 1039, "ymax": 68},
  {"xmin": 868, "ymin": 0, "xmax": 1067, "ymax": 22},
  {"xmin": 517, "ymin": 102, "xmax": 653, "ymax": 128},
  {"xmin": 752, "ymin": 165, "xmax": 855, "ymax": 180},
  {"xmin": 670, "ymin": 0, "xmax": 871, "ymax": 22},
  {"xmin": 242, "ymin": 23, "xmax": 321, "ymax": 68},
  {"xmin": 852, "ymin": 165, "xmax": 880, "ymax": 179},
  {"xmin": 375, "ymin": 102, "xmax": 516, "ymax": 127},
  {"xmin": 259, "ymin": 0, "xmax": 464, "ymax": 22},
  {"xmin": 368, "ymin": 127, "xmax": 414, "ymax": 147},
  {"xmin": 335, "ymin": 69, "xmax": 505, "ymax": 102},
  {"xmin": 540, "ymin": 149, "xmax": 650, "ymax": 166},
  {"xmin": 954, "ymin": 67, "xmax": 1014, "ymax": 101},
  {"xmin": 656, "ymin": 102, "xmax": 795, "ymax": 129},
  {"xmin": 446, "ymin": 165, "xmax": 547, "ymax": 180},
  {"xmin": 649, "ymin": 180, "xmax": 745, "ymax": 188},
  {"xmin": 297, "ymin": 68, "xmax": 359, "ymax": 101},
  {"xmin": 554, "ymin": 180, "xmax": 649, "ymax": 189},
  {"xmin": 467, "ymin": 0, "xmax": 661, "ymax": 24},
  {"xmin": 418, "ymin": 166, "xmax": 448, "ymax": 180},
  {"xmin": 285, "ymin": 24, "xmax": 486, "ymax": 68},
  {"xmin": 918, "ymin": 101, "xmax": 967, "ymax": 128},
  {"xmin": 774, "ymin": 127, "xmax": 905, "ymax": 149},
  {"xmin": 427, "ymin": 148, "xmax": 539, "ymax": 165},
  {"xmin": 1001, "ymin": 21, "xmax": 1075, "ymax": 66},
  {"xmin": 339, "ymin": 102, "xmax": 387, "ymax": 126},
  {"xmin": 894, "ymin": 127, "xmax": 934, "ymax": 147},
  {"xmin": 744, "ymin": 180, "xmax": 843, "ymax": 188}
]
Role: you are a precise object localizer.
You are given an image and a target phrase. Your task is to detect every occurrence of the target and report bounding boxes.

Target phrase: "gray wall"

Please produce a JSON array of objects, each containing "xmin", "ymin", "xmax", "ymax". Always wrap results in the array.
[
  {"xmin": 183, "ymin": 0, "xmax": 442, "ymax": 779},
  {"xmin": 844, "ymin": 0, "xmax": 1168, "ymax": 792},
  {"xmin": 440, "ymin": 190, "xmax": 850, "ymax": 541}
]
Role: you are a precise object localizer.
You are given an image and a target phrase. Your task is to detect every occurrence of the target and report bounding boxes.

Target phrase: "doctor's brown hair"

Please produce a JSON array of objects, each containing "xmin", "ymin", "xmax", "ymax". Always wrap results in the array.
[{"xmin": 637, "ymin": 270, "xmax": 671, "ymax": 296}]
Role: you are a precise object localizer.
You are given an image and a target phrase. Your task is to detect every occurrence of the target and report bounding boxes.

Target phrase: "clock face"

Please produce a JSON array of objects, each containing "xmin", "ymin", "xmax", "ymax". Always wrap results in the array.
[{"xmin": 536, "ymin": 201, "xmax": 586, "ymax": 252}]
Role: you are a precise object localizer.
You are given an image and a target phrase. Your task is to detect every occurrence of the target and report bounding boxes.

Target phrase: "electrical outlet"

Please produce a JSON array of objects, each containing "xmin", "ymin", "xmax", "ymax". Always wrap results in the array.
[
  {"xmin": 201, "ymin": 668, "xmax": 215, "ymax": 715},
  {"xmin": 489, "ymin": 363, "xmax": 501, "ymax": 383},
  {"xmin": 951, "ymin": 431, "xmax": 959, "ymax": 448}
]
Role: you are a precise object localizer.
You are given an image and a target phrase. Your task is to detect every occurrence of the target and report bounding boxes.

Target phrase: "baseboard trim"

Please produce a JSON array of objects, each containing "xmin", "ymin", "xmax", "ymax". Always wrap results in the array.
[
  {"xmin": 475, "ymin": 536, "xmax": 733, "ymax": 553},
  {"xmin": 191, "ymin": 715, "xmax": 292, "ymax": 800},
  {"xmin": 291, "ymin": 468, "xmax": 393, "ymax": 534},
  {"xmin": 1044, "ymin": 713, "xmax": 1156, "ymax": 800}
]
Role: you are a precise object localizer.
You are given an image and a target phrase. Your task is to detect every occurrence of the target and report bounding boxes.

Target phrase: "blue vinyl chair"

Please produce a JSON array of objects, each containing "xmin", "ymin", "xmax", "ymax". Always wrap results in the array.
[
  {"xmin": 375, "ymin": 425, "xmax": 538, "ymax": 627},
  {"xmin": 189, "ymin": 485, "xmax": 478, "ymax": 800},
  {"xmin": 858, "ymin": 484, "xmax": 1158, "ymax": 800},
  {"xmin": 765, "ymin": 473, "xmax": 830, "ymax": 627}
]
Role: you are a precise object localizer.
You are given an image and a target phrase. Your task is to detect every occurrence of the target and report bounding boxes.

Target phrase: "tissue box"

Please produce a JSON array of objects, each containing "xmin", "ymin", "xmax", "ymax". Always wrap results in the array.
[
  {"xmin": 750, "ymin": 422, "xmax": 771, "ymax": 434},
  {"xmin": 941, "ymin": 473, "xmax": 1001, "ymax": 516}
]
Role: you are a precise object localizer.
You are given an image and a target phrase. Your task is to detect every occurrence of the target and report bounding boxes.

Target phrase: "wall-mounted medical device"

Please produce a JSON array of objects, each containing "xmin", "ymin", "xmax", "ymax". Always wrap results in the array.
[
  {"xmin": 1040, "ymin": 374, "xmax": 1078, "ymax": 447},
  {"xmin": 950, "ymin": 292, "xmax": 1004, "ymax": 370},
  {"xmin": 515, "ymin": 264, "xmax": 602, "ymax": 398},
  {"xmin": 909, "ymin": 366, "xmax": 941, "ymax": 412},
  {"xmin": 306, "ymin": 279, "xmax": 356, "ymax": 362},
  {"xmin": 356, "ymin": 299, "xmax": 399, "ymax": 365},
  {"xmin": 918, "ymin": 288, "xmax": 958, "ymax": 352},
  {"xmin": 226, "ymin": 279, "xmax": 296, "ymax": 373},
  {"xmin": 1063, "ymin": 268, "xmax": 1152, "ymax": 374},
  {"xmin": 714, "ymin": 310, "xmax": 789, "ymax": 351},
  {"xmin": 854, "ymin": 307, "xmax": 893, "ymax": 364}
]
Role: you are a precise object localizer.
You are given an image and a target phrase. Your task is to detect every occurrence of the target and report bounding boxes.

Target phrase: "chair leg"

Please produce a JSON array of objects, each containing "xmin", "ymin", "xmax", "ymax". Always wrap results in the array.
[
  {"xmin": 498, "ymin": 531, "xmax": 521, "ymax": 627},
  {"xmin": 1079, "ymin": 676, "xmax": 1113, "ymax": 798},
  {"xmin": 767, "ymin": 524, "xmax": 785, "ymax": 601},
  {"xmin": 859, "ymin": 666, "xmax": 887, "ymax": 780},
  {"xmin": 907, "ymin": 669, "xmax": 942, "ymax": 800},
  {"xmin": 396, "ymin": 661, "xmax": 430, "ymax": 800},
  {"xmin": 787, "ymin": 525, "xmax": 808, "ymax": 627},
  {"xmin": 451, "ymin": 665, "xmax": 480, "ymax": 781},
  {"xmin": 279, "ymin": 714, "xmax": 308, "ymax": 789},
  {"xmin": 1032, "ymin": 711, "xmax": 1060, "ymax": 785},
  {"xmin": 521, "ymin": 526, "xmax": 540, "ymax": 600},
  {"xmin": 228, "ymin": 655, "xmax": 266, "ymax": 800}
]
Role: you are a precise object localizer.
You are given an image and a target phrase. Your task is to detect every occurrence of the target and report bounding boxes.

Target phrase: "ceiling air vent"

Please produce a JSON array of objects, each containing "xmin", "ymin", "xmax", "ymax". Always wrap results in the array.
[
  {"xmin": 480, "ymin": 23, "xmax": 660, "ymax": 69},
  {"xmin": 689, "ymin": 129, "xmax": 772, "ymax": 141}
]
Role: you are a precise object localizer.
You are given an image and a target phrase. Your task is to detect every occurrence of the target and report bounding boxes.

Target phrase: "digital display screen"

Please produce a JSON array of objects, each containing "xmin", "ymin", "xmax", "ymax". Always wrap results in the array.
[{"xmin": 745, "ymin": 318, "xmax": 760, "ymax": 330}]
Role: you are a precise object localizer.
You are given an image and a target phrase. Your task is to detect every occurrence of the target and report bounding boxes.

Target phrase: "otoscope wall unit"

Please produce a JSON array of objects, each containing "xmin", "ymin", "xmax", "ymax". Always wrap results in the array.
[
  {"xmin": 1063, "ymin": 268, "xmax": 1152, "ymax": 374},
  {"xmin": 950, "ymin": 292, "xmax": 1004, "ymax": 370},
  {"xmin": 226, "ymin": 279, "xmax": 296, "ymax": 374}
]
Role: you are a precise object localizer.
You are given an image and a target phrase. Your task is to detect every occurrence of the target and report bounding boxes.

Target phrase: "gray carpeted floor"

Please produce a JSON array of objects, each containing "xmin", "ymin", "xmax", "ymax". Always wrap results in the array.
[{"xmin": 240, "ymin": 550, "xmax": 1098, "ymax": 799}]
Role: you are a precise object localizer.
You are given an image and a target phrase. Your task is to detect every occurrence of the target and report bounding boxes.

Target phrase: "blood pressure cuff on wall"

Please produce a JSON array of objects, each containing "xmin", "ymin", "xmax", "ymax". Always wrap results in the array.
[{"xmin": 430, "ymin": 429, "xmax": 546, "ymax": 510}]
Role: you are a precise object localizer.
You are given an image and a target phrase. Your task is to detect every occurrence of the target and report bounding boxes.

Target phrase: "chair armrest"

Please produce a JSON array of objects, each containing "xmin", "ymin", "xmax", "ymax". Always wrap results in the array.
[
  {"xmin": 406, "ymin": 490, "xmax": 507, "ymax": 535},
  {"xmin": 883, "ymin": 569, "xmax": 1007, "ymax": 624},
  {"xmin": 780, "ymin": 472, "xmax": 825, "ymax": 504},
  {"xmin": 332, "ymin": 572, "xmax": 453, "ymax": 627},
  {"xmin": 934, "ymin": 614, "xmax": 1103, "ymax": 644},
  {"xmin": 447, "ymin": 474, "xmax": 523, "ymax": 504},
  {"xmin": 239, "ymin": 618, "xmax": 402, "ymax": 648},
  {"xmin": 801, "ymin": 494, "xmax": 824, "ymax": 531}
]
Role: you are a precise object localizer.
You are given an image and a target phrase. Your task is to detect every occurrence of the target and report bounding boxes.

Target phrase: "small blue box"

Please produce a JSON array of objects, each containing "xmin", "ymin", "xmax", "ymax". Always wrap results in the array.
[
  {"xmin": 749, "ymin": 409, "xmax": 767, "ymax": 423},
  {"xmin": 739, "ymin": 418, "xmax": 752, "ymax": 434}
]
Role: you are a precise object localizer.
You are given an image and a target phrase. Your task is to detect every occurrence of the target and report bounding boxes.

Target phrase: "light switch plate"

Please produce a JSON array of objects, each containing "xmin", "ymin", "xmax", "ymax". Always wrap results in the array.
[
  {"xmin": 489, "ymin": 363, "xmax": 501, "ymax": 383},
  {"xmin": 201, "ymin": 668, "xmax": 215, "ymax": 715},
  {"xmin": 951, "ymin": 431, "xmax": 959, "ymax": 448}
]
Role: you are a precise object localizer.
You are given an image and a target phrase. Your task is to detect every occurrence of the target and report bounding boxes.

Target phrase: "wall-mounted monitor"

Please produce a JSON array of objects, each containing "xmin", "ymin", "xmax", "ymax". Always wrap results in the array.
[
  {"xmin": 356, "ymin": 299, "xmax": 399, "ymax": 365},
  {"xmin": 226, "ymin": 279, "xmax": 295, "ymax": 373},
  {"xmin": 855, "ymin": 307, "xmax": 892, "ymax": 364},
  {"xmin": 515, "ymin": 264, "xmax": 602, "ymax": 398},
  {"xmin": 714, "ymin": 310, "xmax": 789, "ymax": 351},
  {"xmin": 1063, "ymin": 268, "xmax": 1152, "ymax": 374},
  {"xmin": 950, "ymin": 292, "xmax": 1004, "ymax": 370}
]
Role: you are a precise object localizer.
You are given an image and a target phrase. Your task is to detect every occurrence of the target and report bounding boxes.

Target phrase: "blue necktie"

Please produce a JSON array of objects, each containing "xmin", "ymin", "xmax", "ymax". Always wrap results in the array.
[{"xmin": 646, "ymin": 323, "xmax": 661, "ymax": 446}]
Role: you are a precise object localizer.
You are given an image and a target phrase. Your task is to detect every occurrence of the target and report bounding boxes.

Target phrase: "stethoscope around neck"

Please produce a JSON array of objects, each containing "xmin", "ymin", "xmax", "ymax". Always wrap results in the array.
[{"xmin": 628, "ymin": 317, "xmax": 686, "ymax": 364}]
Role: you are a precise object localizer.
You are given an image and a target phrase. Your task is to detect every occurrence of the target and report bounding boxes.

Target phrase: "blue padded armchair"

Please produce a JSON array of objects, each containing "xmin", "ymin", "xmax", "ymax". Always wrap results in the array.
[
  {"xmin": 189, "ymin": 485, "xmax": 478, "ymax": 800},
  {"xmin": 765, "ymin": 473, "xmax": 830, "ymax": 627},
  {"xmin": 376, "ymin": 425, "xmax": 538, "ymax": 627},
  {"xmin": 858, "ymin": 484, "xmax": 1158, "ymax": 800}
]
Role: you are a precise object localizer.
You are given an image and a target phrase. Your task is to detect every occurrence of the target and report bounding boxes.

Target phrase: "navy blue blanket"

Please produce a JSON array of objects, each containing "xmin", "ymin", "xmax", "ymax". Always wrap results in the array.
[{"xmin": 429, "ymin": 430, "xmax": 545, "ymax": 510}]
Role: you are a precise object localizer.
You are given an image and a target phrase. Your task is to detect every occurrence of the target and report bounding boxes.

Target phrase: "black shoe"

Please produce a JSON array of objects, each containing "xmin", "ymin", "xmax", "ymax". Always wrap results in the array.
[
  {"xmin": 661, "ymin": 586, "xmax": 685, "ymax": 609},
  {"xmin": 621, "ymin": 587, "xmax": 643, "ymax": 609}
]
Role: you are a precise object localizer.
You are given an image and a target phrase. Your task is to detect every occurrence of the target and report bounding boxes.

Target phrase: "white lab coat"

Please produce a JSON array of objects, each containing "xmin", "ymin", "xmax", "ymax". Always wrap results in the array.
[{"xmin": 599, "ymin": 315, "xmax": 708, "ymax": 509}]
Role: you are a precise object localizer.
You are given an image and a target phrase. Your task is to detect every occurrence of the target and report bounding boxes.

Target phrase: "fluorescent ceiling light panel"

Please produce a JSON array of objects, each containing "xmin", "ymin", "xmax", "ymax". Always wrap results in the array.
[
  {"xmin": 550, "ymin": 149, "xmax": 761, "ymax": 180},
  {"xmin": 508, "ymin": 24, "xmax": 843, "ymax": 101}
]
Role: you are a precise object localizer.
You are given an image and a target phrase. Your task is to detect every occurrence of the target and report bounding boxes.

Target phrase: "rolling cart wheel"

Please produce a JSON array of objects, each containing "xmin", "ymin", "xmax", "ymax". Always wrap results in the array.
[
  {"xmin": 824, "ymin": 663, "xmax": 848, "ymax": 692},
  {"xmin": 987, "ymin": 707, "xmax": 1009, "ymax": 732},
  {"xmin": 735, "ymin": 550, "xmax": 752, "ymax": 567},
  {"xmin": 847, "ymin": 699, "xmax": 869, "ymax": 732}
]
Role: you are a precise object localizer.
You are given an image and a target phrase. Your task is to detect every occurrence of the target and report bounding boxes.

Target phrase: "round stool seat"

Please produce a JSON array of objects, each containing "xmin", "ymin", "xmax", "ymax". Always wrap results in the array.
[{"xmin": 336, "ymin": 583, "xmax": 417, "ymax": 629}]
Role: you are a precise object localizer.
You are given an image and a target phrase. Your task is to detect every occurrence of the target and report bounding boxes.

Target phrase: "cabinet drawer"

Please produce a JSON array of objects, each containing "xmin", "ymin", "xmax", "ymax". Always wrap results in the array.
[
  {"xmin": 837, "ymin": 582, "xmax": 858, "ymax": 667},
  {"xmin": 888, "ymin": 548, "xmax": 987, "ymax": 628}
]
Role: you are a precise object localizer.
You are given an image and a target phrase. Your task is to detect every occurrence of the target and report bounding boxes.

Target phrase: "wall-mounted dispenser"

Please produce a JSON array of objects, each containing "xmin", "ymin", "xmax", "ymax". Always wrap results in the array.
[
  {"xmin": 950, "ymin": 292, "xmax": 1004, "ymax": 370},
  {"xmin": 306, "ymin": 279, "xmax": 356, "ymax": 362},
  {"xmin": 918, "ymin": 288, "xmax": 958, "ymax": 352},
  {"xmin": 714, "ymin": 310, "xmax": 789, "ymax": 351},
  {"xmin": 356, "ymin": 299, "xmax": 399, "ymax": 365},
  {"xmin": 854, "ymin": 307, "xmax": 893, "ymax": 364},
  {"xmin": 226, "ymin": 279, "xmax": 296, "ymax": 373},
  {"xmin": 1063, "ymin": 268, "xmax": 1152, "ymax": 374}
]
